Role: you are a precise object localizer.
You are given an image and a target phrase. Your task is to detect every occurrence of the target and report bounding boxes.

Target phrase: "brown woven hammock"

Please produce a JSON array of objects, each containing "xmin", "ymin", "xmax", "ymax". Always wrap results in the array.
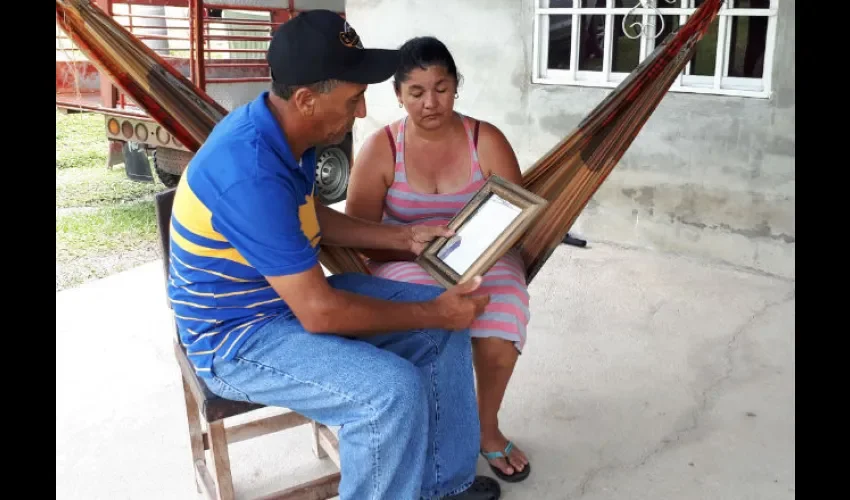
[{"xmin": 56, "ymin": 0, "xmax": 723, "ymax": 285}]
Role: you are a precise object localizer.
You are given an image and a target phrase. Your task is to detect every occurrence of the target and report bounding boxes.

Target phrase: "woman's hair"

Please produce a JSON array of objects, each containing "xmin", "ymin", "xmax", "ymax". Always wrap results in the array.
[{"xmin": 392, "ymin": 36, "xmax": 463, "ymax": 93}]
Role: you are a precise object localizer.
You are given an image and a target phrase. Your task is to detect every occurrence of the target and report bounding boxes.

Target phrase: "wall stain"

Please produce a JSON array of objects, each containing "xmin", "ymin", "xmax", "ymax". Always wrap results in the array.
[
  {"xmin": 504, "ymin": 112, "xmax": 527, "ymax": 126},
  {"xmin": 539, "ymin": 111, "xmax": 586, "ymax": 134},
  {"xmin": 622, "ymin": 187, "xmax": 656, "ymax": 208},
  {"xmin": 767, "ymin": 135, "xmax": 795, "ymax": 157}
]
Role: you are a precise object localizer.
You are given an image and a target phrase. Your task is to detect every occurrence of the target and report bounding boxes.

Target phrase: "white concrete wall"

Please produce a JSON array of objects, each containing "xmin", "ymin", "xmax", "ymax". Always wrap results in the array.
[
  {"xmin": 345, "ymin": 0, "xmax": 795, "ymax": 279},
  {"xmin": 206, "ymin": 82, "xmax": 270, "ymax": 111}
]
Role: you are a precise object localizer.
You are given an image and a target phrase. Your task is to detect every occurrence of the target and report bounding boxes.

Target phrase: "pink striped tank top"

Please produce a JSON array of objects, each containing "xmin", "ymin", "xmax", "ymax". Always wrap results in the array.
[{"xmin": 368, "ymin": 113, "xmax": 531, "ymax": 351}]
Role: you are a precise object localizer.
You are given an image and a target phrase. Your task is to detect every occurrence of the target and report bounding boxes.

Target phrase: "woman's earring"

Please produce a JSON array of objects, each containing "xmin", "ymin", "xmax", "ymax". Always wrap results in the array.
[
  {"xmin": 454, "ymin": 92, "xmax": 459, "ymax": 99},
  {"xmin": 398, "ymin": 102, "xmax": 403, "ymax": 108}
]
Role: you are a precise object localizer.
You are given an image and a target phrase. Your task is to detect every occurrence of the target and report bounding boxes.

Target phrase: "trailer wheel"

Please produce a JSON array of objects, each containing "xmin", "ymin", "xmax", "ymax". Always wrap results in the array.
[
  {"xmin": 315, "ymin": 136, "xmax": 351, "ymax": 205},
  {"xmin": 155, "ymin": 166, "xmax": 181, "ymax": 188},
  {"xmin": 152, "ymin": 147, "xmax": 193, "ymax": 188}
]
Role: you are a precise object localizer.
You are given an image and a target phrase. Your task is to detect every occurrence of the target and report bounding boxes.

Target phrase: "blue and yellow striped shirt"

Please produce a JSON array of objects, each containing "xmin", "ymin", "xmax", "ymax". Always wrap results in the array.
[{"xmin": 167, "ymin": 91, "xmax": 322, "ymax": 377}]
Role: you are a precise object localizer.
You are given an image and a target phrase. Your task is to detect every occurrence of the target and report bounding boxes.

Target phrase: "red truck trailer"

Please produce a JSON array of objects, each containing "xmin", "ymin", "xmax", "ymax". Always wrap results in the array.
[{"xmin": 56, "ymin": 0, "xmax": 352, "ymax": 204}]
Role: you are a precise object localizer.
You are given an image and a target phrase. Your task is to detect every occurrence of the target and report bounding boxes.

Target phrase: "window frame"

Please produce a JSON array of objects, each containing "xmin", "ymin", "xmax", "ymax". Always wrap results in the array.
[{"xmin": 531, "ymin": 0, "xmax": 780, "ymax": 99}]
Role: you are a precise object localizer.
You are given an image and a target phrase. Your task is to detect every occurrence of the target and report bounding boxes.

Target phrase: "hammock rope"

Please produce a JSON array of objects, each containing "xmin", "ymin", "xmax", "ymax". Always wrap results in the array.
[{"xmin": 55, "ymin": 0, "xmax": 724, "ymax": 284}]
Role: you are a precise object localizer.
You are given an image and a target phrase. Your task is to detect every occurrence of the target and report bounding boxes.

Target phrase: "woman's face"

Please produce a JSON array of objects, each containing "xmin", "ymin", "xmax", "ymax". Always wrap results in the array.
[{"xmin": 397, "ymin": 65, "xmax": 457, "ymax": 131}]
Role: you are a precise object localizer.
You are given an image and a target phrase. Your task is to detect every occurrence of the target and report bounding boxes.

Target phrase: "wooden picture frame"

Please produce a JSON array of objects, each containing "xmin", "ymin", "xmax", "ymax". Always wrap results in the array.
[{"xmin": 415, "ymin": 175, "xmax": 548, "ymax": 288}]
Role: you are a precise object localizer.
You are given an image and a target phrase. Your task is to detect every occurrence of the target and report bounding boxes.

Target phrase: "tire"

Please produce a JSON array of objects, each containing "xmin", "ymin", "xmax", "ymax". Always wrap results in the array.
[
  {"xmin": 151, "ymin": 140, "xmax": 353, "ymax": 200},
  {"xmin": 152, "ymin": 147, "xmax": 193, "ymax": 188},
  {"xmin": 314, "ymin": 134, "xmax": 352, "ymax": 205}
]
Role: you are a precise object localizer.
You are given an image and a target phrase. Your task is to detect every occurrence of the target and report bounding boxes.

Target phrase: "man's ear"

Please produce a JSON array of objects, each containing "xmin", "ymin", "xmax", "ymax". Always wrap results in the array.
[{"xmin": 293, "ymin": 87, "xmax": 316, "ymax": 117}]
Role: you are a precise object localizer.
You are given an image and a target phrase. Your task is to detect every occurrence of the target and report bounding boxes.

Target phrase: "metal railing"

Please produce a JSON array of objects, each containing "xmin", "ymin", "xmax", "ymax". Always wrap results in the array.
[{"xmin": 57, "ymin": 0, "xmax": 296, "ymax": 94}]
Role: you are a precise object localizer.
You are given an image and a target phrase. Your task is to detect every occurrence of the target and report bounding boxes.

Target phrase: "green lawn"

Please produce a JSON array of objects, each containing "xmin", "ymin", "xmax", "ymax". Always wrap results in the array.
[
  {"xmin": 56, "ymin": 110, "xmax": 165, "ymax": 291},
  {"xmin": 56, "ymin": 201, "xmax": 157, "ymax": 258}
]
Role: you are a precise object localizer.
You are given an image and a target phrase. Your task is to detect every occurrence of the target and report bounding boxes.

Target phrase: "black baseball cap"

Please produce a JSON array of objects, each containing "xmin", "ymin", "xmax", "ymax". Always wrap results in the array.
[{"xmin": 267, "ymin": 10, "xmax": 400, "ymax": 86}]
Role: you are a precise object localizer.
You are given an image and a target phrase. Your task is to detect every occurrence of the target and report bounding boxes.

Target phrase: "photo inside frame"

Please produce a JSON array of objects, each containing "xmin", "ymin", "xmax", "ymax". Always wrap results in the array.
[{"xmin": 437, "ymin": 192, "xmax": 523, "ymax": 275}]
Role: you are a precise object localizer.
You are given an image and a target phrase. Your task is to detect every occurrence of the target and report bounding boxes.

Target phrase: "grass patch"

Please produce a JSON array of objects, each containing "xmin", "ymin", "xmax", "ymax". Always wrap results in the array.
[
  {"xmin": 56, "ymin": 109, "xmax": 167, "ymax": 290},
  {"xmin": 56, "ymin": 110, "xmax": 109, "ymax": 170},
  {"xmin": 56, "ymin": 201, "xmax": 157, "ymax": 257},
  {"xmin": 56, "ymin": 201, "xmax": 161, "ymax": 290},
  {"xmin": 56, "ymin": 110, "xmax": 161, "ymax": 209},
  {"xmin": 56, "ymin": 164, "xmax": 162, "ymax": 208}
]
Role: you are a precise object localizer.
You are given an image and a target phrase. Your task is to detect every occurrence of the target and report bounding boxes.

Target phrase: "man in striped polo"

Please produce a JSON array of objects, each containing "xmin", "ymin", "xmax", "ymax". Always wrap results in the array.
[{"xmin": 166, "ymin": 9, "xmax": 501, "ymax": 500}]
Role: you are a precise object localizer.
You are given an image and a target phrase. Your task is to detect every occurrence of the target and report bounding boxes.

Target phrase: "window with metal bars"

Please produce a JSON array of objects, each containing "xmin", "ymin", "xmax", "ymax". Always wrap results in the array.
[{"xmin": 532, "ymin": 0, "xmax": 778, "ymax": 98}]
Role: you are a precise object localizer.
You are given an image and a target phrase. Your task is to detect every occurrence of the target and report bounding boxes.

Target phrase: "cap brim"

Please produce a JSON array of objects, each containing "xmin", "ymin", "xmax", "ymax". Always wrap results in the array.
[{"xmin": 336, "ymin": 48, "xmax": 400, "ymax": 85}]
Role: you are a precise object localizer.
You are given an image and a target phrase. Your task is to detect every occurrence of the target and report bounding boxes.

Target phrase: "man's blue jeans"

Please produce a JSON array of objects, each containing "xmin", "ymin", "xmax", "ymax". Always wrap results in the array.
[{"xmin": 206, "ymin": 273, "xmax": 480, "ymax": 500}]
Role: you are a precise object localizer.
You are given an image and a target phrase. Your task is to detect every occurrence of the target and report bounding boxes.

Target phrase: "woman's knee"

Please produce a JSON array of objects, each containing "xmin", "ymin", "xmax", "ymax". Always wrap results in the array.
[{"xmin": 473, "ymin": 337, "xmax": 519, "ymax": 370}]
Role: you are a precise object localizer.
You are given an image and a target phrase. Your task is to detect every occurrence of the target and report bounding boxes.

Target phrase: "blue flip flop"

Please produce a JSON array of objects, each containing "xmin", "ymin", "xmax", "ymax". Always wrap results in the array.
[{"xmin": 481, "ymin": 441, "xmax": 531, "ymax": 483}]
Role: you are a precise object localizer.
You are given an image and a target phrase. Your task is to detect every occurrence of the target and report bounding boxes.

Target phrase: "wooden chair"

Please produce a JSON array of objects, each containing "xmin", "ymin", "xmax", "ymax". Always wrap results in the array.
[{"xmin": 154, "ymin": 188, "xmax": 341, "ymax": 500}]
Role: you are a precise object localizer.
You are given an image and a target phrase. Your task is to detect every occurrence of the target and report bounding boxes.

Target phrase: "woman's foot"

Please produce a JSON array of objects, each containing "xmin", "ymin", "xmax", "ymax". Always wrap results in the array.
[{"xmin": 480, "ymin": 431, "xmax": 530, "ymax": 482}]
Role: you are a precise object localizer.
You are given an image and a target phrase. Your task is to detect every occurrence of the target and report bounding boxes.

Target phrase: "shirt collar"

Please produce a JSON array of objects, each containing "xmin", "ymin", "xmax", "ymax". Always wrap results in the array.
[{"xmin": 249, "ymin": 91, "xmax": 315, "ymax": 172}]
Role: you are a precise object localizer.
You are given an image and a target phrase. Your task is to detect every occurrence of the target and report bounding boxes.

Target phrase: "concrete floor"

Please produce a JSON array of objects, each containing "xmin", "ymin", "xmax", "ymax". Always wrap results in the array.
[{"xmin": 56, "ymin": 241, "xmax": 795, "ymax": 499}]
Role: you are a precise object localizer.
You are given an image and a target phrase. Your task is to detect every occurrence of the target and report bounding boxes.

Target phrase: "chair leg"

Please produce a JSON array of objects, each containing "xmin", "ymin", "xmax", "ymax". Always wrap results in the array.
[
  {"xmin": 311, "ymin": 421, "xmax": 328, "ymax": 459},
  {"xmin": 207, "ymin": 420, "xmax": 235, "ymax": 500},
  {"xmin": 182, "ymin": 377, "xmax": 206, "ymax": 493}
]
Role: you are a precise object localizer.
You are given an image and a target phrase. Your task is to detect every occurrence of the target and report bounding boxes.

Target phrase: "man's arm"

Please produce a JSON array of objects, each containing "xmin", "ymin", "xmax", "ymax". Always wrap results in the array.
[
  {"xmin": 265, "ymin": 263, "xmax": 487, "ymax": 336},
  {"xmin": 212, "ymin": 176, "xmax": 487, "ymax": 337},
  {"xmin": 316, "ymin": 203, "xmax": 452, "ymax": 258},
  {"xmin": 316, "ymin": 203, "xmax": 408, "ymax": 250}
]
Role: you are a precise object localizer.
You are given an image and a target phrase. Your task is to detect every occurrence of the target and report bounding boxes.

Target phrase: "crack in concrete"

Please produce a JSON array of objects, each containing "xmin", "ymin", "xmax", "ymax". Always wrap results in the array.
[
  {"xmin": 571, "ymin": 289, "xmax": 795, "ymax": 499},
  {"xmin": 673, "ymin": 217, "xmax": 796, "ymax": 244}
]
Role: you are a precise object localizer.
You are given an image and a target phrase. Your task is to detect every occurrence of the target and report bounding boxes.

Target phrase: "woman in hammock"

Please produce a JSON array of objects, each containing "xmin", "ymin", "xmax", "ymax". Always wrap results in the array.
[{"xmin": 345, "ymin": 36, "xmax": 532, "ymax": 483}]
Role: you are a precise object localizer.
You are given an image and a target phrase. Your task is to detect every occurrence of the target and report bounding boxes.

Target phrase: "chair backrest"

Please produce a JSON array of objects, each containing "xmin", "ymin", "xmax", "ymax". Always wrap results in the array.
[
  {"xmin": 154, "ymin": 188, "xmax": 209, "ymax": 394},
  {"xmin": 154, "ymin": 187, "xmax": 176, "ymax": 304}
]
